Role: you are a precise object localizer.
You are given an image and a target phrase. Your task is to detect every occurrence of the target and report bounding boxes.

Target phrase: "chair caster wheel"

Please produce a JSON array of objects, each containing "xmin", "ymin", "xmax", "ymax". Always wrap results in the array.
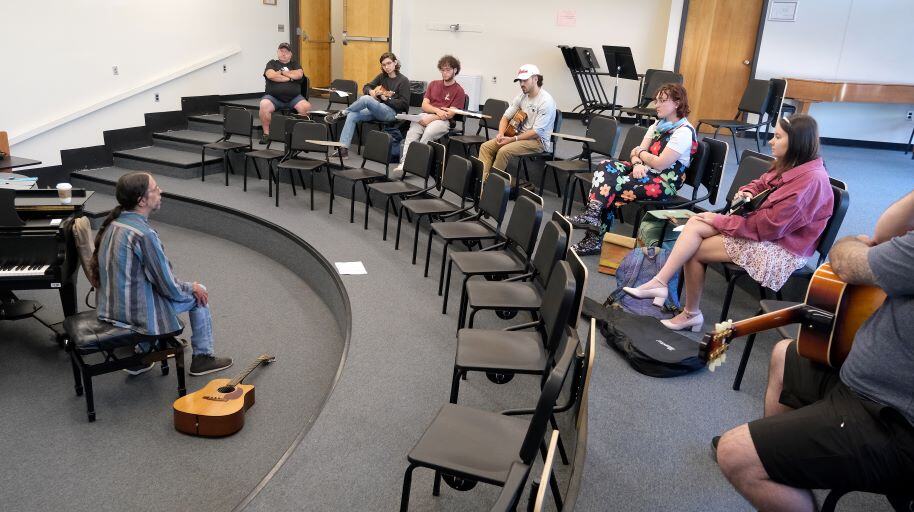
[
  {"xmin": 442, "ymin": 474, "xmax": 477, "ymax": 491},
  {"xmin": 495, "ymin": 310, "xmax": 517, "ymax": 320},
  {"xmin": 486, "ymin": 371, "xmax": 514, "ymax": 384}
]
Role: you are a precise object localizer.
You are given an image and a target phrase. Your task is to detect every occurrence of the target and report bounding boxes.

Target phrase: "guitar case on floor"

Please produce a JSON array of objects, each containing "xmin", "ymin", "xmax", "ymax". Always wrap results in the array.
[{"xmin": 583, "ymin": 297, "xmax": 705, "ymax": 378}]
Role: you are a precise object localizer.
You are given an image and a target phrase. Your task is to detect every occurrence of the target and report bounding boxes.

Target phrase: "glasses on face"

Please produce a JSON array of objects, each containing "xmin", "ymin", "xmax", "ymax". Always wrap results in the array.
[{"xmin": 655, "ymin": 96, "xmax": 672, "ymax": 104}]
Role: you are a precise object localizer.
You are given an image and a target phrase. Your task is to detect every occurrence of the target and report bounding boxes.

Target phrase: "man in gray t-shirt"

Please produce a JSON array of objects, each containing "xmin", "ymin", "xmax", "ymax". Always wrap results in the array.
[
  {"xmin": 715, "ymin": 189, "xmax": 914, "ymax": 511},
  {"xmin": 478, "ymin": 64, "xmax": 556, "ymax": 185}
]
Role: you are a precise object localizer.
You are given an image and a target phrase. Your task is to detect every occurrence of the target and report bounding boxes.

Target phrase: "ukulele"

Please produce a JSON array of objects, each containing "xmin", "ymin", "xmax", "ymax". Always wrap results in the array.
[
  {"xmin": 700, "ymin": 263, "xmax": 885, "ymax": 371},
  {"xmin": 173, "ymin": 354, "xmax": 275, "ymax": 437},
  {"xmin": 503, "ymin": 110, "xmax": 528, "ymax": 138},
  {"xmin": 371, "ymin": 84, "xmax": 393, "ymax": 100}
]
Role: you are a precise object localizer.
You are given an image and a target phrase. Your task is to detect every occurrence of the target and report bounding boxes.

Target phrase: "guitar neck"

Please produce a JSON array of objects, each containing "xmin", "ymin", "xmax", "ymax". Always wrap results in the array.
[
  {"xmin": 228, "ymin": 359, "xmax": 268, "ymax": 387},
  {"xmin": 728, "ymin": 304, "xmax": 807, "ymax": 338}
]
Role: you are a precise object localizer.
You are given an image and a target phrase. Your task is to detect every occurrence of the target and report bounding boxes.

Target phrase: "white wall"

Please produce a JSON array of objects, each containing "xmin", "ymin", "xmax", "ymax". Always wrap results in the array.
[
  {"xmin": 755, "ymin": 0, "xmax": 914, "ymax": 143},
  {"xmin": 3, "ymin": 0, "xmax": 290, "ymax": 166},
  {"xmin": 392, "ymin": 0, "xmax": 678, "ymax": 112}
]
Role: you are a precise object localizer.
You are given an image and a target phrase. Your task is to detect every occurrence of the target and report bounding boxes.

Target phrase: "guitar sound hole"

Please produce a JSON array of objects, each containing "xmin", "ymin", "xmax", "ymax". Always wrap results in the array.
[{"xmin": 217, "ymin": 385, "xmax": 236, "ymax": 394}]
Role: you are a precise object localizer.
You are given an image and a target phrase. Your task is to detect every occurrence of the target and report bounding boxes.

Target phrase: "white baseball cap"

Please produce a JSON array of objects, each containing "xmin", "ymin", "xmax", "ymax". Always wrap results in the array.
[{"xmin": 514, "ymin": 64, "xmax": 541, "ymax": 81}]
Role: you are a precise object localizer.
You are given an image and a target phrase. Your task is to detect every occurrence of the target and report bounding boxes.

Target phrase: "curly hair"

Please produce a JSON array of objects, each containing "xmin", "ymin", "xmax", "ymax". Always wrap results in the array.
[
  {"xmin": 437, "ymin": 54, "xmax": 461, "ymax": 75},
  {"xmin": 655, "ymin": 83, "xmax": 690, "ymax": 118},
  {"xmin": 379, "ymin": 52, "xmax": 400, "ymax": 74}
]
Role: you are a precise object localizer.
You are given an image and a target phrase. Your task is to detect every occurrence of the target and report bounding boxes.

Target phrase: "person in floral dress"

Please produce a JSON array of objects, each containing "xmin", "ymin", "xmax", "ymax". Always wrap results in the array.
[{"xmin": 571, "ymin": 83, "xmax": 698, "ymax": 254}]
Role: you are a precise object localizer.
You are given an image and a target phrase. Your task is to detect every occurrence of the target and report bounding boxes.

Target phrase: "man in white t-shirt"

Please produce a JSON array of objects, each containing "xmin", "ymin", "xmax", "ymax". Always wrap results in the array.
[{"xmin": 478, "ymin": 64, "xmax": 556, "ymax": 184}]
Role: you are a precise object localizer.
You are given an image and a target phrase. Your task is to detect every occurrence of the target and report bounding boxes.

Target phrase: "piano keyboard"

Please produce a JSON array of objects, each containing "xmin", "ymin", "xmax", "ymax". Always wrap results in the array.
[{"xmin": 0, "ymin": 264, "xmax": 50, "ymax": 277}]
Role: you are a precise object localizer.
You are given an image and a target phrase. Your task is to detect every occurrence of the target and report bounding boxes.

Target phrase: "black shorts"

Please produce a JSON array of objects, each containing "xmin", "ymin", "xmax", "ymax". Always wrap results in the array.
[{"xmin": 748, "ymin": 342, "xmax": 914, "ymax": 493}]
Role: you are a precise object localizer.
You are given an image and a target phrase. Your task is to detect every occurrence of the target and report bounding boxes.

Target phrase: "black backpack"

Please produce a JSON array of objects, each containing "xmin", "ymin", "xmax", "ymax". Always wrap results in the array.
[{"xmin": 583, "ymin": 297, "xmax": 705, "ymax": 378}]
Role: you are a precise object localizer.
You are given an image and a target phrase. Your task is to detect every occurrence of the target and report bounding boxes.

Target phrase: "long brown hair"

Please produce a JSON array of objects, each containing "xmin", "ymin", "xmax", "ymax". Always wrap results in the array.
[
  {"xmin": 90, "ymin": 172, "xmax": 151, "ymax": 280},
  {"xmin": 655, "ymin": 83, "xmax": 690, "ymax": 118},
  {"xmin": 772, "ymin": 114, "xmax": 820, "ymax": 173},
  {"xmin": 379, "ymin": 52, "xmax": 400, "ymax": 74}
]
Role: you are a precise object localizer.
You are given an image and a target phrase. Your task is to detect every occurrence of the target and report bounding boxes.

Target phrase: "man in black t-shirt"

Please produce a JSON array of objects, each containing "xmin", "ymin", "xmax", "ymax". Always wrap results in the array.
[{"xmin": 259, "ymin": 42, "xmax": 311, "ymax": 143}]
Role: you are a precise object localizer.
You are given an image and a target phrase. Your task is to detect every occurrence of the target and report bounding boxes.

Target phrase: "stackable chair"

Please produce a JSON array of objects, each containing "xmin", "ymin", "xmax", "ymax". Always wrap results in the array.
[
  {"xmin": 565, "ymin": 124, "xmax": 648, "ymax": 215},
  {"xmin": 243, "ymin": 114, "xmax": 291, "ymax": 192},
  {"xmin": 63, "ymin": 311, "xmax": 187, "ymax": 422},
  {"xmin": 544, "ymin": 115, "xmax": 618, "ymax": 201},
  {"xmin": 275, "ymin": 121, "xmax": 337, "ymax": 209},
  {"xmin": 329, "ymin": 129, "xmax": 392, "ymax": 225},
  {"xmin": 424, "ymin": 172, "xmax": 511, "ymax": 288},
  {"xmin": 399, "ymin": 329, "xmax": 577, "ymax": 512},
  {"xmin": 696, "ymin": 79, "xmax": 773, "ymax": 162},
  {"xmin": 366, "ymin": 141, "xmax": 436, "ymax": 240},
  {"xmin": 457, "ymin": 217, "xmax": 569, "ymax": 332},
  {"xmin": 201, "ymin": 107, "xmax": 253, "ymax": 185},
  {"xmin": 624, "ymin": 137, "xmax": 725, "ymax": 236},
  {"xmin": 442, "ymin": 190, "xmax": 543, "ymax": 314},
  {"xmin": 395, "ymin": 155, "xmax": 477, "ymax": 265},
  {"xmin": 617, "ymin": 69, "xmax": 683, "ymax": 125},
  {"xmin": 446, "ymin": 98, "xmax": 509, "ymax": 158},
  {"xmin": 450, "ymin": 257, "xmax": 579, "ymax": 403},
  {"xmin": 513, "ymin": 111, "xmax": 563, "ymax": 195}
]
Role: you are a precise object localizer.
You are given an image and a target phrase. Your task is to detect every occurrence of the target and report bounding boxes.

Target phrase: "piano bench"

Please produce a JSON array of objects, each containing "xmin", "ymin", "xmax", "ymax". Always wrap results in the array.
[{"xmin": 63, "ymin": 311, "xmax": 187, "ymax": 422}]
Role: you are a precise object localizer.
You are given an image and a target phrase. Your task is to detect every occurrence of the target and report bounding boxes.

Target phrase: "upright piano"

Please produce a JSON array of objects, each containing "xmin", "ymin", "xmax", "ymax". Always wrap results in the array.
[
  {"xmin": 0, "ymin": 188, "xmax": 93, "ymax": 326},
  {"xmin": 784, "ymin": 78, "xmax": 914, "ymax": 114}
]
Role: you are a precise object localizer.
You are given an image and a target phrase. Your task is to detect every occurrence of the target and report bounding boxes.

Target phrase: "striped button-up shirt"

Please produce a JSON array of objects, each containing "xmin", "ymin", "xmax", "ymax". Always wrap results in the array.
[{"xmin": 97, "ymin": 212, "xmax": 191, "ymax": 336}]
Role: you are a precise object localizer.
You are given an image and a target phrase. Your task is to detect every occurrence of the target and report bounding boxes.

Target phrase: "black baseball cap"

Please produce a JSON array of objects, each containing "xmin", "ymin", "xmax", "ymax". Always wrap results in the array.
[{"xmin": 278, "ymin": 42, "xmax": 292, "ymax": 51}]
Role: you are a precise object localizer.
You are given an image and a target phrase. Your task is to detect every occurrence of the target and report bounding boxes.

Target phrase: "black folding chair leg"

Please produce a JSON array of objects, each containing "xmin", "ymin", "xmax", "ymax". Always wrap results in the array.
[
  {"xmin": 442, "ymin": 260, "xmax": 454, "ymax": 312},
  {"xmin": 395, "ymin": 207, "xmax": 405, "ymax": 249},
  {"xmin": 549, "ymin": 414, "xmax": 570, "ymax": 465},
  {"xmin": 552, "ymin": 168, "xmax": 562, "ymax": 198},
  {"xmin": 436, "ymin": 242, "xmax": 451, "ymax": 290},
  {"xmin": 274, "ymin": 169, "xmax": 281, "ymax": 207},
  {"xmin": 424, "ymin": 230, "xmax": 435, "ymax": 277},
  {"xmin": 81, "ymin": 368, "xmax": 96, "ymax": 422},
  {"xmin": 243, "ymin": 157, "xmax": 250, "ymax": 191},
  {"xmin": 328, "ymin": 176, "xmax": 336, "ymax": 215},
  {"xmin": 363, "ymin": 184, "xmax": 372, "ymax": 230},
  {"xmin": 449, "ymin": 367, "xmax": 463, "ymax": 403},
  {"xmin": 411, "ymin": 216, "xmax": 423, "ymax": 265},
  {"xmin": 457, "ymin": 279, "xmax": 470, "ymax": 332},
  {"xmin": 719, "ymin": 275, "xmax": 741, "ymax": 323},
  {"xmin": 731, "ymin": 132, "xmax": 740, "ymax": 164},
  {"xmin": 383, "ymin": 197, "xmax": 392, "ymax": 240},
  {"xmin": 309, "ymin": 172, "xmax": 315, "ymax": 210},
  {"xmin": 400, "ymin": 464, "xmax": 417, "ymax": 512},
  {"xmin": 433, "ymin": 471, "xmax": 442, "ymax": 496},
  {"xmin": 733, "ymin": 329, "xmax": 759, "ymax": 391},
  {"xmin": 349, "ymin": 181, "xmax": 357, "ymax": 223},
  {"xmin": 69, "ymin": 353, "xmax": 83, "ymax": 396},
  {"xmin": 224, "ymin": 151, "xmax": 231, "ymax": 186}
]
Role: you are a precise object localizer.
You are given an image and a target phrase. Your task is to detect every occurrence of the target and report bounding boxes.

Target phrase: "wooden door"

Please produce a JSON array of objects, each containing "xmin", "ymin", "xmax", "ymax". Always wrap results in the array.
[
  {"xmin": 298, "ymin": 0, "xmax": 332, "ymax": 88},
  {"xmin": 342, "ymin": 0, "xmax": 391, "ymax": 90},
  {"xmin": 679, "ymin": 0, "xmax": 763, "ymax": 131}
]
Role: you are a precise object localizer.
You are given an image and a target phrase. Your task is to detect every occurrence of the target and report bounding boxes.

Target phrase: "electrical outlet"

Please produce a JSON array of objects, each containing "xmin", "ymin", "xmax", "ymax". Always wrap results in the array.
[
  {"xmin": 278, "ymin": 24, "xmax": 284, "ymax": 32},
  {"xmin": 154, "ymin": 93, "xmax": 160, "ymax": 102},
  {"xmin": 223, "ymin": 64, "xmax": 227, "ymax": 73},
  {"xmin": 491, "ymin": 76, "xmax": 497, "ymax": 84},
  {"xmin": 112, "ymin": 66, "xmax": 119, "ymax": 76},
  {"xmin": 907, "ymin": 111, "xmax": 913, "ymax": 120}
]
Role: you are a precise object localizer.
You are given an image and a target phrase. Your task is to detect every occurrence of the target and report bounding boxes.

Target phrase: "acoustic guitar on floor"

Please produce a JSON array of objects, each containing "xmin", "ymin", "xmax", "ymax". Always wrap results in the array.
[
  {"xmin": 173, "ymin": 354, "xmax": 275, "ymax": 437},
  {"xmin": 700, "ymin": 263, "xmax": 885, "ymax": 371}
]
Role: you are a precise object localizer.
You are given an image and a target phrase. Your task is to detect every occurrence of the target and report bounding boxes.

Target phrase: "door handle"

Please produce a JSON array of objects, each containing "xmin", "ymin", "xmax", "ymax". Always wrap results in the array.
[{"xmin": 341, "ymin": 31, "xmax": 390, "ymax": 46}]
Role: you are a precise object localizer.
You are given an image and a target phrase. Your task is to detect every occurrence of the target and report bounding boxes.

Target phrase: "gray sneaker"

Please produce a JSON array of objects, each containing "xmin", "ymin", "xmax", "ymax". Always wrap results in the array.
[
  {"xmin": 189, "ymin": 355, "xmax": 233, "ymax": 376},
  {"xmin": 324, "ymin": 110, "xmax": 347, "ymax": 124},
  {"xmin": 123, "ymin": 361, "xmax": 155, "ymax": 376}
]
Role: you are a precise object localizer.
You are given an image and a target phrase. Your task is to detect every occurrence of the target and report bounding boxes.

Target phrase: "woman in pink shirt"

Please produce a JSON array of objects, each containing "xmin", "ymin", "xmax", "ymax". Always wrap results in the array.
[{"xmin": 623, "ymin": 114, "xmax": 833, "ymax": 331}]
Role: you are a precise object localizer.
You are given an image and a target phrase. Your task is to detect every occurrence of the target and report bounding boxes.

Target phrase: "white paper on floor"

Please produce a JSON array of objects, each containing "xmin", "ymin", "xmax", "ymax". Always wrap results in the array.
[{"xmin": 335, "ymin": 261, "xmax": 367, "ymax": 275}]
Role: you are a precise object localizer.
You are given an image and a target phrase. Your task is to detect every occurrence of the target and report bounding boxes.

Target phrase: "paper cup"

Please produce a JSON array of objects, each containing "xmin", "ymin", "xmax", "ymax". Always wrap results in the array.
[{"xmin": 56, "ymin": 182, "xmax": 73, "ymax": 204}]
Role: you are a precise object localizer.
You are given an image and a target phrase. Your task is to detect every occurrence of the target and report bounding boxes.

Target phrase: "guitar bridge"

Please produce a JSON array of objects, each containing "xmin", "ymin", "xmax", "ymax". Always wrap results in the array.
[{"xmin": 202, "ymin": 395, "xmax": 228, "ymax": 401}]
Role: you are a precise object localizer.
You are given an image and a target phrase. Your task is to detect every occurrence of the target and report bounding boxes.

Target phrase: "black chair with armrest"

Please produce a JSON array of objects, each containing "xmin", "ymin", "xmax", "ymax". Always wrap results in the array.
[
  {"xmin": 566, "ymin": 125, "xmax": 648, "ymax": 215},
  {"xmin": 275, "ymin": 121, "xmax": 336, "ymax": 209},
  {"xmin": 243, "ymin": 114, "xmax": 292, "ymax": 192},
  {"xmin": 544, "ymin": 115, "xmax": 618, "ymax": 201},
  {"xmin": 447, "ymin": 98, "xmax": 509, "ymax": 158},
  {"xmin": 64, "ymin": 311, "xmax": 187, "ymax": 422}
]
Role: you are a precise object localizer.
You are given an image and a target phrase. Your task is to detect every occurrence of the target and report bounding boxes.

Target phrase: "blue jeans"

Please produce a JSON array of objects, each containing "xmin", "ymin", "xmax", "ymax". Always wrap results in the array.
[
  {"xmin": 338, "ymin": 95, "xmax": 397, "ymax": 147},
  {"xmin": 133, "ymin": 294, "xmax": 214, "ymax": 357}
]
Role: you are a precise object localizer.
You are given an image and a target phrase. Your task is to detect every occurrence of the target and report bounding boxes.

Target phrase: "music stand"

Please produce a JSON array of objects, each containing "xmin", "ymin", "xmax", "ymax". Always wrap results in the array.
[{"xmin": 602, "ymin": 46, "xmax": 638, "ymax": 117}]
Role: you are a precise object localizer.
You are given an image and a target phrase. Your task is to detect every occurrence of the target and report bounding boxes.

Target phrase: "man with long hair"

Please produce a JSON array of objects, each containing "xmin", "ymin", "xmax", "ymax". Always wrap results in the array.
[{"xmin": 93, "ymin": 172, "xmax": 233, "ymax": 376}]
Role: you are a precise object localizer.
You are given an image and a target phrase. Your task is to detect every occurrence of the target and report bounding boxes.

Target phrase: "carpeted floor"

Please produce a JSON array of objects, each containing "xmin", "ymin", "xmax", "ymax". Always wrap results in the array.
[{"xmin": 0, "ymin": 222, "xmax": 342, "ymax": 512}]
